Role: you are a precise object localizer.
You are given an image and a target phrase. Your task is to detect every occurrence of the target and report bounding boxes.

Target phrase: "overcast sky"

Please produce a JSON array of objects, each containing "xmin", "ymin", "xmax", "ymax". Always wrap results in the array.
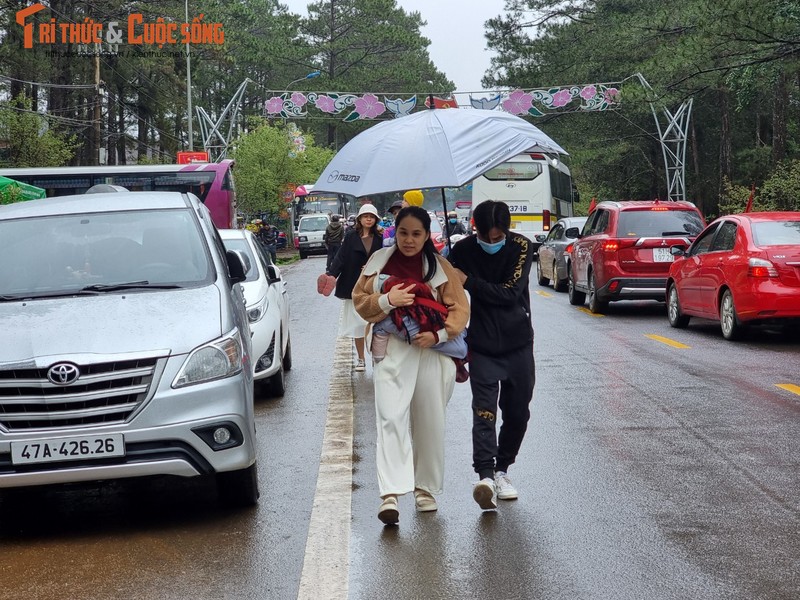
[{"xmin": 280, "ymin": 0, "xmax": 504, "ymax": 93}]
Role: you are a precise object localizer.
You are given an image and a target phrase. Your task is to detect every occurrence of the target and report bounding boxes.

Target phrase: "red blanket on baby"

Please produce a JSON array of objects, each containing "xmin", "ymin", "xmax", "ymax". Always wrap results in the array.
[{"xmin": 383, "ymin": 275, "xmax": 447, "ymax": 340}]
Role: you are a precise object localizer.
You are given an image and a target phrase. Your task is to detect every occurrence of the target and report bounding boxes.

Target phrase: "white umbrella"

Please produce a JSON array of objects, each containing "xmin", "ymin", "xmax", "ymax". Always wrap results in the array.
[{"xmin": 312, "ymin": 108, "xmax": 568, "ymax": 198}]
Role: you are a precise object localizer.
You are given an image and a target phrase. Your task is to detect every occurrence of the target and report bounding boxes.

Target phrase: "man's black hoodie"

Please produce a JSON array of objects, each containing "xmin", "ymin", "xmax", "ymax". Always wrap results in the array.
[{"xmin": 448, "ymin": 232, "xmax": 533, "ymax": 355}]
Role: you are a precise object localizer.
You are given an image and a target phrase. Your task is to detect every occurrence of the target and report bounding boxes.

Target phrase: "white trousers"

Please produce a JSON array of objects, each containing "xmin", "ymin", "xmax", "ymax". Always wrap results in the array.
[{"xmin": 373, "ymin": 335, "xmax": 456, "ymax": 497}]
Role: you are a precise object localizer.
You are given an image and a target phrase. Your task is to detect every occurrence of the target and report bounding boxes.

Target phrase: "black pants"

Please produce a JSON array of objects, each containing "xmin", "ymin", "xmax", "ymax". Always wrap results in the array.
[
  {"xmin": 326, "ymin": 242, "xmax": 341, "ymax": 271},
  {"xmin": 470, "ymin": 345, "xmax": 535, "ymax": 479}
]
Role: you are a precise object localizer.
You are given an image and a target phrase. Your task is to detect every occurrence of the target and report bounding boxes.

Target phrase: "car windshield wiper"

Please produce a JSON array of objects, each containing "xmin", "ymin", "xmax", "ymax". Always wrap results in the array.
[
  {"xmin": 80, "ymin": 281, "xmax": 183, "ymax": 292},
  {"xmin": 660, "ymin": 231, "xmax": 690, "ymax": 236}
]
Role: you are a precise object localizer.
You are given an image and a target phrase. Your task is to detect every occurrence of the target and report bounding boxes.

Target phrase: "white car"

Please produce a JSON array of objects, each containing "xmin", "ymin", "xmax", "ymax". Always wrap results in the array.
[{"xmin": 220, "ymin": 229, "xmax": 291, "ymax": 397}]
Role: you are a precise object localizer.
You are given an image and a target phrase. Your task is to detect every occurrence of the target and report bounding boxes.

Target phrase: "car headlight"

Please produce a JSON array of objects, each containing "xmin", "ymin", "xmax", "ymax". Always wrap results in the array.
[
  {"xmin": 173, "ymin": 329, "xmax": 244, "ymax": 388},
  {"xmin": 299, "ymin": 235, "xmax": 308, "ymax": 242},
  {"xmin": 247, "ymin": 296, "xmax": 269, "ymax": 323}
]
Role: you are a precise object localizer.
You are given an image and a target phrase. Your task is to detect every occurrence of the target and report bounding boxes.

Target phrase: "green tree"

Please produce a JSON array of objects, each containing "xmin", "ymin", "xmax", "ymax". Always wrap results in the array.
[
  {"xmin": 483, "ymin": 0, "xmax": 800, "ymax": 217},
  {"xmin": 231, "ymin": 121, "xmax": 334, "ymax": 218},
  {"xmin": 298, "ymin": 0, "xmax": 453, "ymax": 146},
  {"xmin": 0, "ymin": 95, "xmax": 76, "ymax": 167}
]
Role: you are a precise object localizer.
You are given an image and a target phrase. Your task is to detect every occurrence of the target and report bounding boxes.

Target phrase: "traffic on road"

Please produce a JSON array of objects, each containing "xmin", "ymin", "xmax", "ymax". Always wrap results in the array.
[{"xmin": 0, "ymin": 245, "xmax": 797, "ymax": 599}]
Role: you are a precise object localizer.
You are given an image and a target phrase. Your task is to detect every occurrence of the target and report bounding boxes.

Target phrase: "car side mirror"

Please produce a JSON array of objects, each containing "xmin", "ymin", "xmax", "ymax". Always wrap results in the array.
[
  {"xmin": 565, "ymin": 227, "xmax": 580, "ymax": 239},
  {"xmin": 267, "ymin": 265, "xmax": 281, "ymax": 284},
  {"xmin": 226, "ymin": 249, "xmax": 247, "ymax": 284},
  {"xmin": 670, "ymin": 246, "xmax": 686, "ymax": 257}
]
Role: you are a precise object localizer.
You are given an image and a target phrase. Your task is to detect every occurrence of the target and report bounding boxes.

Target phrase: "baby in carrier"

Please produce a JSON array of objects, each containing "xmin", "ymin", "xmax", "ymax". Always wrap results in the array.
[{"xmin": 371, "ymin": 275, "xmax": 469, "ymax": 381}]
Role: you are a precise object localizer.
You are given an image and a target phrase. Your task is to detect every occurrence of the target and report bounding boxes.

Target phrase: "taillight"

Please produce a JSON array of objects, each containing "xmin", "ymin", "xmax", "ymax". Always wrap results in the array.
[
  {"xmin": 602, "ymin": 238, "xmax": 637, "ymax": 252},
  {"xmin": 602, "ymin": 240, "xmax": 619, "ymax": 251},
  {"xmin": 650, "ymin": 207, "xmax": 669, "ymax": 211},
  {"xmin": 542, "ymin": 210, "xmax": 550, "ymax": 231},
  {"xmin": 565, "ymin": 243, "xmax": 574, "ymax": 254},
  {"xmin": 748, "ymin": 258, "xmax": 778, "ymax": 278}
]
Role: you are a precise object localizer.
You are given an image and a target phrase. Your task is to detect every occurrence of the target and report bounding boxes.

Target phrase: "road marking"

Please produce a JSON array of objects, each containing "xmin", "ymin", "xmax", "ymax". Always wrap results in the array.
[
  {"xmin": 646, "ymin": 334, "xmax": 691, "ymax": 349},
  {"xmin": 776, "ymin": 383, "xmax": 800, "ymax": 396},
  {"xmin": 535, "ymin": 290, "xmax": 553, "ymax": 298},
  {"xmin": 297, "ymin": 334, "xmax": 353, "ymax": 600},
  {"xmin": 577, "ymin": 307, "xmax": 604, "ymax": 317}
]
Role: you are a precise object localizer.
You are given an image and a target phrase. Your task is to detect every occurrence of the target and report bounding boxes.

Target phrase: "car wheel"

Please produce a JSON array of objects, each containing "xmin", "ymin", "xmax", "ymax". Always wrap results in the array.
[
  {"xmin": 568, "ymin": 267, "xmax": 586, "ymax": 306},
  {"xmin": 268, "ymin": 357, "xmax": 286, "ymax": 397},
  {"xmin": 536, "ymin": 259, "xmax": 550, "ymax": 286},
  {"xmin": 299, "ymin": 251, "xmax": 307, "ymax": 259},
  {"xmin": 667, "ymin": 284, "xmax": 690, "ymax": 328},
  {"xmin": 587, "ymin": 272, "xmax": 607, "ymax": 314},
  {"xmin": 553, "ymin": 261, "xmax": 568, "ymax": 292},
  {"xmin": 217, "ymin": 463, "xmax": 259, "ymax": 507},
  {"xmin": 720, "ymin": 289, "xmax": 746, "ymax": 340},
  {"xmin": 282, "ymin": 333, "xmax": 292, "ymax": 372}
]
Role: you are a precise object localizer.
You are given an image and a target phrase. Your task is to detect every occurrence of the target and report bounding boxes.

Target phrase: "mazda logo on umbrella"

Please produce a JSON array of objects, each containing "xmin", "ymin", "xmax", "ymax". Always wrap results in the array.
[{"xmin": 47, "ymin": 363, "xmax": 80, "ymax": 385}]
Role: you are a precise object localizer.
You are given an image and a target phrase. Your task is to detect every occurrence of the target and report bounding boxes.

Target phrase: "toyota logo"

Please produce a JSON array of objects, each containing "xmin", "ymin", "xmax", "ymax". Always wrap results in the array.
[{"xmin": 47, "ymin": 363, "xmax": 80, "ymax": 385}]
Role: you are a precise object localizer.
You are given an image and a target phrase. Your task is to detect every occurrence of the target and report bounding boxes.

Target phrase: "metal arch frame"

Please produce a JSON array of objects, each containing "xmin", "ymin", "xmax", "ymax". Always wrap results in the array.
[
  {"xmin": 635, "ymin": 74, "xmax": 693, "ymax": 202},
  {"xmin": 196, "ymin": 79, "xmax": 251, "ymax": 162}
]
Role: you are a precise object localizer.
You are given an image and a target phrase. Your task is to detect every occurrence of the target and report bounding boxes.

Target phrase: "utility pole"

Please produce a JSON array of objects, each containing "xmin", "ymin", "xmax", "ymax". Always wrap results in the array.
[
  {"xmin": 94, "ymin": 54, "xmax": 102, "ymax": 165},
  {"xmin": 185, "ymin": 0, "xmax": 193, "ymax": 150}
]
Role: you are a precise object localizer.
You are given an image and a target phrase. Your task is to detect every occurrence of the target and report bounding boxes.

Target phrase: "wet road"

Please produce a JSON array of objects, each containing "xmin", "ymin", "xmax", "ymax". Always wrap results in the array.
[{"xmin": 1, "ymin": 256, "xmax": 798, "ymax": 600}]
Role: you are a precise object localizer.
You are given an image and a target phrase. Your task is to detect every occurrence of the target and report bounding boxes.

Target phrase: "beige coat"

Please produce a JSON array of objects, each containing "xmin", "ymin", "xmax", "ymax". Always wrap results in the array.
[{"xmin": 352, "ymin": 245, "xmax": 469, "ymax": 344}]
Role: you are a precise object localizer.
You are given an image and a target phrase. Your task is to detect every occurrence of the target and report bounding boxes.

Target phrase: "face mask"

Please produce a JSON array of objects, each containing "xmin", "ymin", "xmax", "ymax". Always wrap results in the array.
[
  {"xmin": 449, "ymin": 218, "xmax": 457, "ymax": 224},
  {"xmin": 477, "ymin": 237, "xmax": 505, "ymax": 255}
]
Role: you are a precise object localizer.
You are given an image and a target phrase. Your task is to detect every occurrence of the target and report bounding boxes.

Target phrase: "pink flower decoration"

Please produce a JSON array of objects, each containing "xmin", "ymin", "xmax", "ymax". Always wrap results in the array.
[
  {"xmin": 265, "ymin": 97, "xmax": 284, "ymax": 114},
  {"xmin": 501, "ymin": 90, "xmax": 533, "ymax": 115},
  {"xmin": 290, "ymin": 92, "xmax": 308, "ymax": 107},
  {"xmin": 315, "ymin": 95, "xmax": 336, "ymax": 114},
  {"xmin": 353, "ymin": 94, "xmax": 385, "ymax": 119},
  {"xmin": 604, "ymin": 88, "xmax": 620, "ymax": 103},
  {"xmin": 580, "ymin": 86, "xmax": 597, "ymax": 101},
  {"xmin": 551, "ymin": 89, "xmax": 572, "ymax": 108}
]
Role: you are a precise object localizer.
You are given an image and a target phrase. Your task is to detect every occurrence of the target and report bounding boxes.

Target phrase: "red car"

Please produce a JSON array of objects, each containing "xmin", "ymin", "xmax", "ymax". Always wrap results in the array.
[
  {"xmin": 568, "ymin": 200, "xmax": 706, "ymax": 313},
  {"xmin": 429, "ymin": 213, "xmax": 447, "ymax": 254},
  {"xmin": 666, "ymin": 212, "xmax": 800, "ymax": 339}
]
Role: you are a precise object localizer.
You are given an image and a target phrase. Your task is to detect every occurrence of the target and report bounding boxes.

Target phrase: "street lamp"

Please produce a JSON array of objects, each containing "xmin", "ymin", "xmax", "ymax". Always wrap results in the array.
[{"xmin": 285, "ymin": 71, "xmax": 321, "ymax": 90}]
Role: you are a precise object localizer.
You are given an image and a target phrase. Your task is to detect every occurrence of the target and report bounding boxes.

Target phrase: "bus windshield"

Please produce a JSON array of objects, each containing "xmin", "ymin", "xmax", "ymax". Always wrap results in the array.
[{"xmin": 471, "ymin": 152, "xmax": 572, "ymax": 242}]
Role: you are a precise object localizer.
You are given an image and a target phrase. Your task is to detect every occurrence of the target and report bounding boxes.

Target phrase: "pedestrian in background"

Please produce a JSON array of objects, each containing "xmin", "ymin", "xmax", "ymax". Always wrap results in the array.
[
  {"xmin": 448, "ymin": 200, "xmax": 535, "ymax": 511},
  {"xmin": 324, "ymin": 214, "xmax": 345, "ymax": 271},
  {"xmin": 382, "ymin": 200, "xmax": 405, "ymax": 247},
  {"xmin": 352, "ymin": 206, "xmax": 469, "ymax": 525},
  {"xmin": 444, "ymin": 211, "xmax": 467, "ymax": 238},
  {"xmin": 258, "ymin": 222, "xmax": 278, "ymax": 263},
  {"xmin": 326, "ymin": 204, "xmax": 383, "ymax": 372}
]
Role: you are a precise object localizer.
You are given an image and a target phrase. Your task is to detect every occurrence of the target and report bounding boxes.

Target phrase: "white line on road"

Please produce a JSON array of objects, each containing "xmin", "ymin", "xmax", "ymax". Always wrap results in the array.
[{"xmin": 297, "ymin": 334, "xmax": 354, "ymax": 600}]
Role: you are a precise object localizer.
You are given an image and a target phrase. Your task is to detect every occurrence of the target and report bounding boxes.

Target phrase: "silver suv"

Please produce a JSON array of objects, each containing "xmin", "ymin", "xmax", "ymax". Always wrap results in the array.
[{"xmin": 0, "ymin": 192, "xmax": 259, "ymax": 506}]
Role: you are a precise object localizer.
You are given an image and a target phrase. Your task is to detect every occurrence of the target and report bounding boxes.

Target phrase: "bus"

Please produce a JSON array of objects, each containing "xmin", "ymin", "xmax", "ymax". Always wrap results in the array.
[
  {"xmin": 292, "ymin": 184, "xmax": 355, "ymax": 230},
  {"xmin": 471, "ymin": 152, "xmax": 575, "ymax": 246},
  {"xmin": 0, "ymin": 159, "xmax": 237, "ymax": 229}
]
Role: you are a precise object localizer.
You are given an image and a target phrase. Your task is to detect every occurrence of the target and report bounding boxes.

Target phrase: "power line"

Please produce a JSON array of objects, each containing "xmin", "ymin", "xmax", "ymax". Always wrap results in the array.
[{"xmin": 0, "ymin": 74, "xmax": 96, "ymax": 89}]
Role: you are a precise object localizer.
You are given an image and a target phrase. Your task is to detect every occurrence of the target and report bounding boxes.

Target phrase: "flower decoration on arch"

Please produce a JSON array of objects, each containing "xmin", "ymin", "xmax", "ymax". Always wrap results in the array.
[{"xmin": 263, "ymin": 81, "xmax": 622, "ymax": 121}]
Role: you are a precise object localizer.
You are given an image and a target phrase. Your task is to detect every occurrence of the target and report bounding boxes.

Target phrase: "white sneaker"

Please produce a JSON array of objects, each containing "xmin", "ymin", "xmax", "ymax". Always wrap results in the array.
[
  {"xmin": 494, "ymin": 471, "xmax": 518, "ymax": 500},
  {"xmin": 354, "ymin": 359, "xmax": 365, "ymax": 372},
  {"xmin": 473, "ymin": 477, "xmax": 497, "ymax": 510}
]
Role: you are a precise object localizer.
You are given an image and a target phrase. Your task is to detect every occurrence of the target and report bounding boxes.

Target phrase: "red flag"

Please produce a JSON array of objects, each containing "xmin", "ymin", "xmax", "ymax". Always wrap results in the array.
[
  {"xmin": 588, "ymin": 197, "xmax": 597, "ymax": 213},
  {"xmin": 744, "ymin": 183, "xmax": 755, "ymax": 213}
]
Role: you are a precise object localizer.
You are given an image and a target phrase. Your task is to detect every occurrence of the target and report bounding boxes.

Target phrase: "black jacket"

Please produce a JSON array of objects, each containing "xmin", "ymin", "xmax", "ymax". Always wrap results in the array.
[
  {"xmin": 445, "ymin": 220, "xmax": 467, "ymax": 237},
  {"xmin": 324, "ymin": 221, "xmax": 344, "ymax": 244},
  {"xmin": 448, "ymin": 231, "xmax": 534, "ymax": 355},
  {"xmin": 327, "ymin": 229, "xmax": 383, "ymax": 299}
]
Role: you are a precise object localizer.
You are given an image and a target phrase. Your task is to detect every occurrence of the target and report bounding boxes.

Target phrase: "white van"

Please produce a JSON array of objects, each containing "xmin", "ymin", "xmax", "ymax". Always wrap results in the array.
[
  {"xmin": 297, "ymin": 212, "xmax": 330, "ymax": 259},
  {"xmin": 0, "ymin": 192, "xmax": 259, "ymax": 506}
]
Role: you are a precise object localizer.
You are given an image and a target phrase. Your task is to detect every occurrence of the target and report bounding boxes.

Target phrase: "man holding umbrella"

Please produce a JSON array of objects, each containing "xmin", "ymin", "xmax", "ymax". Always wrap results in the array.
[{"xmin": 448, "ymin": 200, "xmax": 536, "ymax": 511}]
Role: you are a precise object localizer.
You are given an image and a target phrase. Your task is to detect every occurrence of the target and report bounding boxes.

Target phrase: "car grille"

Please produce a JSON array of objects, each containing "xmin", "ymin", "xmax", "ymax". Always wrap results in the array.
[{"xmin": 0, "ymin": 358, "xmax": 158, "ymax": 431}]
